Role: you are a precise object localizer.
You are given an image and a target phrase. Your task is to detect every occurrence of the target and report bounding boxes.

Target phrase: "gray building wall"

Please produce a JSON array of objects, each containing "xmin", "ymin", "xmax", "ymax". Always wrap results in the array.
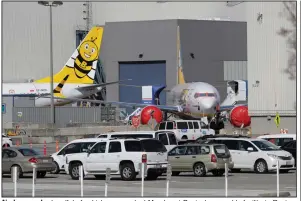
[
  {"xmin": 178, "ymin": 20, "xmax": 247, "ymax": 100},
  {"xmin": 101, "ymin": 20, "xmax": 178, "ymax": 104},
  {"xmin": 102, "ymin": 20, "xmax": 247, "ymax": 103}
]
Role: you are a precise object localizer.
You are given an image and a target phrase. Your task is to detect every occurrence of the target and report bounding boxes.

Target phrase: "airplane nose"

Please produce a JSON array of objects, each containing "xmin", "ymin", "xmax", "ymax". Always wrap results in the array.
[{"xmin": 202, "ymin": 99, "xmax": 217, "ymax": 109}]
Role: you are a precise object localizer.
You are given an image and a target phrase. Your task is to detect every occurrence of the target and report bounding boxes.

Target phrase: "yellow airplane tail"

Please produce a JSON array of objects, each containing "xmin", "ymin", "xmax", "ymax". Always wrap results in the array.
[
  {"xmin": 35, "ymin": 26, "xmax": 104, "ymax": 84},
  {"xmin": 177, "ymin": 25, "xmax": 186, "ymax": 85},
  {"xmin": 178, "ymin": 66, "xmax": 186, "ymax": 85}
]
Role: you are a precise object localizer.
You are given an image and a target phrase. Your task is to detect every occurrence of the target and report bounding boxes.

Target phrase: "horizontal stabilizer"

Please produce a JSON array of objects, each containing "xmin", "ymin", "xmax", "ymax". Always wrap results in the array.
[
  {"xmin": 76, "ymin": 79, "xmax": 132, "ymax": 91},
  {"xmin": 42, "ymin": 96, "xmax": 181, "ymax": 112}
]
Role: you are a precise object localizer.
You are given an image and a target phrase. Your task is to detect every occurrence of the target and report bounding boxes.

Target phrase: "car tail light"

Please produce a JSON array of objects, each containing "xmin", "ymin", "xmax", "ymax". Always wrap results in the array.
[
  {"xmin": 29, "ymin": 157, "xmax": 38, "ymax": 163},
  {"xmin": 173, "ymin": 123, "xmax": 177, "ymax": 129},
  {"xmin": 211, "ymin": 154, "xmax": 217, "ymax": 163},
  {"xmin": 142, "ymin": 154, "xmax": 147, "ymax": 163}
]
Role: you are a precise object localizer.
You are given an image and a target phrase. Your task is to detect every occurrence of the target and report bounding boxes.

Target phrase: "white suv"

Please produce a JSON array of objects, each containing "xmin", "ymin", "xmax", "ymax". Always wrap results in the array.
[
  {"xmin": 156, "ymin": 120, "xmax": 215, "ymax": 141},
  {"xmin": 65, "ymin": 138, "xmax": 168, "ymax": 181},
  {"xmin": 203, "ymin": 137, "xmax": 295, "ymax": 173}
]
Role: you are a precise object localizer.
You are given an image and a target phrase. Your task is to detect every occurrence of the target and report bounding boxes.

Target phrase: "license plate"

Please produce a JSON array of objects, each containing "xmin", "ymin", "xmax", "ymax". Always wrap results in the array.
[
  {"xmin": 286, "ymin": 161, "xmax": 290, "ymax": 165},
  {"xmin": 43, "ymin": 160, "xmax": 48, "ymax": 163},
  {"xmin": 156, "ymin": 164, "xmax": 162, "ymax": 168}
]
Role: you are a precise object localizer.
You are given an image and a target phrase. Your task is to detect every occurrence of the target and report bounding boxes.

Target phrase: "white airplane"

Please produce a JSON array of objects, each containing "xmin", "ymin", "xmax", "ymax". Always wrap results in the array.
[
  {"xmin": 2, "ymin": 26, "xmax": 128, "ymax": 106},
  {"xmin": 37, "ymin": 26, "xmax": 248, "ymax": 129}
]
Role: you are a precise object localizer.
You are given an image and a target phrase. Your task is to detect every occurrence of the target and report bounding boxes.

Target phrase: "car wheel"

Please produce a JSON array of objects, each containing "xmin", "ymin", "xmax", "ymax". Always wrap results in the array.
[
  {"xmin": 37, "ymin": 171, "xmax": 47, "ymax": 178},
  {"xmin": 70, "ymin": 162, "xmax": 83, "ymax": 180},
  {"xmin": 193, "ymin": 162, "xmax": 206, "ymax": 177},
  {"xmin": 94, "ymin": 175, "xmax": 106, "ymax": 179},
  {"xmin": 172, "ymin": 171, "xmax": 180, "ymax": 176},
  {"xmin": 51, "ymin": 161, "xmax": 60, "ymax": 174},
  {"xmin": 181, "ymin": 136, "xmax": 188, "ymax": 140},
  {"xmin": 212, "ymin": 170, "xmax": 224, "ymax": 176},
  {"xmin": 11, "ymin": 165, "xmax": 23, "ymax": 178},
  {"xmin": 254, "ymin": 159, "xmax": 268, "ymax": 173},
  {"xmin": 120, "ymin": 163, "xmax": 136, "ymax": 181}
]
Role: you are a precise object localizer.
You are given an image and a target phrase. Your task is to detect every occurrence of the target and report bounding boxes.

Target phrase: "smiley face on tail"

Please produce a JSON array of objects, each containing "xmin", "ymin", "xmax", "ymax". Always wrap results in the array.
[{"xmin": 72, "ymin": 37, "xmax": 99, "ymax": 79}]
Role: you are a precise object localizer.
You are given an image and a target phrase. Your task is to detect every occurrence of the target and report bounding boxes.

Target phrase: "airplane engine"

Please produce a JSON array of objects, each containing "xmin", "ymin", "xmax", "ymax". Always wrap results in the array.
[
  {"xmin": 229, "ymin": 106, "xmax": 251, "ymax": 128},
  {"xmin": 140, "ymin": 105, "xmax": 163, "ymax": 125}
]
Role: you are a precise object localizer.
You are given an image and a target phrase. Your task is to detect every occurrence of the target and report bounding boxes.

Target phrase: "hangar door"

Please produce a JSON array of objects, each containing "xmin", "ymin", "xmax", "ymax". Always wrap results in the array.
[{"xmin": 119, "ymin": 61, "xmax": 166, "ymax": 114}]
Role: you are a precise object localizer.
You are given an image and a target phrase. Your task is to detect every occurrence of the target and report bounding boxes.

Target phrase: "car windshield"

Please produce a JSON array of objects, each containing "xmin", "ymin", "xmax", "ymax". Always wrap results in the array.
[
  {"xmin": 252, "ymin": 140, "xmax": 281, "ymax": 151},
  {"xmin": 18, "ymin": 148, "xmax": 40, "ymax": 156},
  {"xmin": 141, "ymin": 139, "xmax": 167, "ymax": 152}
]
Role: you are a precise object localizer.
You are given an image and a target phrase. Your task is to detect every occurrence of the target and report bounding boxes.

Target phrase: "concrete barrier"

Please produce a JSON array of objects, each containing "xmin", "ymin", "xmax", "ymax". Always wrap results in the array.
[
  {"xmin": 258, "ymin": 192, "xmax": 291, "ymax": 197},
  {"xmin": 8, "ymin": 125, "xmax": 153, "ymax": 144}
]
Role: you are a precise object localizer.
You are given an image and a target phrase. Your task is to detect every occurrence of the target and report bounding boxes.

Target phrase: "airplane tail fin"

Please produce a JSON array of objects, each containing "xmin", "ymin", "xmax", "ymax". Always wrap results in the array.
[
  {"xmin": 177, "ymin": 25, "xmax": 186, "ymax": 84},
  {"xmin": 35, "ymin": 26, "xmax": 104, "ymax": 84}
]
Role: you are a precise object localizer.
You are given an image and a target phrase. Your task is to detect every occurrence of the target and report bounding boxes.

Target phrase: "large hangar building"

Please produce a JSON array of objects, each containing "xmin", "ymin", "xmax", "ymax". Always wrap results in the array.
[{"xmin": 2, "ymin": 2, "xmax": 296, "ymax": 134}]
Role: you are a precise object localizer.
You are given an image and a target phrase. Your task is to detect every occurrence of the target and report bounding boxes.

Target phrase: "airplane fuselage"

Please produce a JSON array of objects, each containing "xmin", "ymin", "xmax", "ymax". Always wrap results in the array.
[
  {"xmin": 2, "ymin": 83, "xmax": 101, "ymax": 107},
  {"xmin": 169, "ymin": 82, "xmax": 221, "ymax": 118}
]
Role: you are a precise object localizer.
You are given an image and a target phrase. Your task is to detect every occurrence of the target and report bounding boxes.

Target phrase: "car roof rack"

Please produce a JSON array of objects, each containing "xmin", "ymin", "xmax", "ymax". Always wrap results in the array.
[
  {"xmin": 109, "ymin": 137, "xmax": 139, "ymax": 140},
  {"xmin": 196, "ymin": 134, "xmax": 250, "ymax": 140}
]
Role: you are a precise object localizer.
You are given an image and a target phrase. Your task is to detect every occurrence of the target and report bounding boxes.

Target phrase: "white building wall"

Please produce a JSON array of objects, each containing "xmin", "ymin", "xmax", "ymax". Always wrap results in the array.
[
  {"xmin": 246, "ymin": 2, "xmax": 296, "ymax": 117},
  {"xmin": 2, "ymin": 2, "xmax": 246, "ymax": 82},
  {"xmin": 2, "ymin": 2, "xmax": 87, "ymax": 82}
]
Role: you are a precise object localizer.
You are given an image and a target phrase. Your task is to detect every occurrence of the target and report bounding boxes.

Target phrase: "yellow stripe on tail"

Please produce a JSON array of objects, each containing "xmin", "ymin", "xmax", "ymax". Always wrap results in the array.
[
  {"xmin": 53, "ymin": 75, "xmax": 69, "ymax": 98},
  {"xmin": 35, "ymin": 26, "xmax": 104, "ymax": 84}
]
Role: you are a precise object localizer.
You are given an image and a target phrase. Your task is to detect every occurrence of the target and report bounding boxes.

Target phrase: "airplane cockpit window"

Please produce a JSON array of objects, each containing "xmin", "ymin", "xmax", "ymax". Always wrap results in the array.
[
  {"xmin": 194, "ymin": 93, "xmax": 216, "ymax": 98},
  {"xmin": 228, "ymin": 81, "xmax": 239, "ymax": 94}
]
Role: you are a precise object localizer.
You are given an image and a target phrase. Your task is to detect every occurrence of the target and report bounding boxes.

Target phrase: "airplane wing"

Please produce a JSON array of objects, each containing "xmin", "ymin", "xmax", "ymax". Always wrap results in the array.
[
  {"xmin": 45, "ymin": 96, "xmax": 182, "ymax": 112},
  {"xmin": 76, "ymin": 79, "xmax": 132, "ymax": 91}
]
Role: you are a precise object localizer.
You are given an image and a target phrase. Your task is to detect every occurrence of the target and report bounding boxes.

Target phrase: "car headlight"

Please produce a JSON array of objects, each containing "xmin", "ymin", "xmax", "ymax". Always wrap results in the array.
[{"xmin": 267, "ymin": 154, "xmax": 278, "ymax": 159}]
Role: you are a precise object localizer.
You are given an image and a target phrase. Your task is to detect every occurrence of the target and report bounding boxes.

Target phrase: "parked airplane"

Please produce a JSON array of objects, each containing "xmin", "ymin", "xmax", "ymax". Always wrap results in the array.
[
  {"xmin": 39, "ymin": 25, "xmax": 248, "ymax": 129},
  {"xmin": 2, "ymin": 26, "xmax": 127, "ymax": 107}
]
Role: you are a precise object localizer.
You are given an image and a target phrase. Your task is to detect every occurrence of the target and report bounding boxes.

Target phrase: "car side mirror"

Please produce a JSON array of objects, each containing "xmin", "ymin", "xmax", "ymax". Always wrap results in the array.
[{"xmin": 247, "ymin": 147, "xmax": 254, "ymax": 152}]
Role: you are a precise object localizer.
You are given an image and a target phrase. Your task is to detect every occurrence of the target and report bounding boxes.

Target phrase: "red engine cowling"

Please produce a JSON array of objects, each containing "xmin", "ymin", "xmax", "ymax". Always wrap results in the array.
[
  {"xmin": 229, "ymin": 106, "xmax": 251, "ymax": 128},
  {"xmin": 140, "ymin": 106, "xmax": 163, "ymax": 125}
]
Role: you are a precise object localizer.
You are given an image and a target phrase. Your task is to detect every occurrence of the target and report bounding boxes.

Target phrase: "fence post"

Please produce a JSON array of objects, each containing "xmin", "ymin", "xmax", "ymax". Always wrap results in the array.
[
  {"xmin": 166, "ymin": 164, "xmax": 172, "ymax": 197},
  {"xmin": 277, "ymin": 160, "xmax": 279, "ymax": 197},
  {"xmin": 80, "ymin": 165, "xmax": 83, "ymax": 197},
  {"xmin": 13, "ymin": 166, "xmax": 18, "ymax": 197},
  {"xmin": 32, "ymin": 167, "xmax": 36, "ymax": 197},
  {"xmin": 225, "ymin": 163, "xmax": 228, "ymax": 197},
  {"xmin": 105, "ymin": 168, "xmax": 111, "ymax": 197},
  {"xmin": 140, "ymin": 162, "xmax": 146, "ymax": 197}
]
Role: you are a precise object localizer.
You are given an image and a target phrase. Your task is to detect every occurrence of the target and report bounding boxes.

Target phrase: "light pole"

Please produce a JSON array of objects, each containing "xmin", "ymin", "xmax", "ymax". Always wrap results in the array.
[{"xmin": 38, "ymin": 1, "xmax": 63, "ymax": 125}]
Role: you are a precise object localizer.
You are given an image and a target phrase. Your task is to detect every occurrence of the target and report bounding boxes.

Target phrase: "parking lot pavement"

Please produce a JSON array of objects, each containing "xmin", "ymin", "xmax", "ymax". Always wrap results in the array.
[{"xmin": 2, "ymin": 170, "xmax": 296, "ymax": 197}]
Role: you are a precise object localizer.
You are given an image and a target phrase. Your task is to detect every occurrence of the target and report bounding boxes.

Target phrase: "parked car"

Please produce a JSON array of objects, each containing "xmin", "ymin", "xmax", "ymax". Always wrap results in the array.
[
  {"xmin": 2, "ymin": 134, "xmax": 13, "ymax": 147},
  {"xmin": 50, "ymin": 138, "xmax": 103, "ymax": 174},
  {"xmin": 2, "ymin": 147, "xmax": 55, "ymax": 178},
  {"xmin": 281, "ymin": 140, "xmax": 296, "ymax": 166},
  {"xmin": 168, "ymin": 143, "xmax": 233, "ymax": 177},
  {"xmin": 65, "ymin": 138, "xmax": 168, "ymax": 181},
  {"xmin": 203, "ymin": 137, "xmax": 295, "ymax": 173},
  {"xmin": 155, "ymin": 120, "xmax": 215, "ymax": 141},
  {"xmin": 257, "ymin": 134, "xmax": 296, "ymax": 147},
  {"xmin": 97, "ymin": 130, "xmax": 178, "ymax": 151}
]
